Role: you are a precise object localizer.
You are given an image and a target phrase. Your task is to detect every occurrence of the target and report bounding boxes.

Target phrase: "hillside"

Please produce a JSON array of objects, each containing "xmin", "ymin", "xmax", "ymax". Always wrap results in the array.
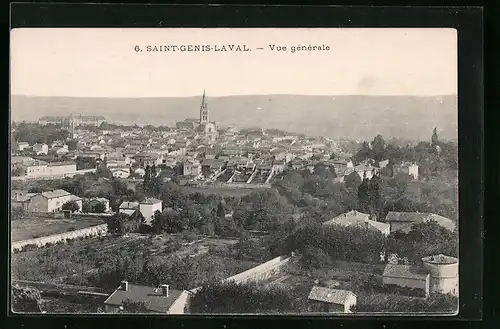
[{"xmin": 10, "ymin": 94, "xmax": 457, "ymax": 141}]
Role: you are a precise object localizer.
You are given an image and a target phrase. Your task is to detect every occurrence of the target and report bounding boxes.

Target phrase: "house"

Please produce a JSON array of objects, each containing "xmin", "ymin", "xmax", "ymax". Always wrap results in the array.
[
  {"xmin": 183, "ymin": 159, "xmax": 201, "ymax": 177},
  {"xmin": 111, "ymin": 167, "xmax": 131, "ymax": 179},
  {"xmin": 384, "ymin": 211, "xmax": 456, "ymax": 234},
  {"xmin": 354, "ymin": 164, "xmax": 379, "ymax": 180},
  {"xmin": 323, "ymin": 210, "xmax": 390, "ymax": 237},
  {"xmin": 103, "ymin": 281, "xmax": 189, "ymax": 314},
  {"xmin": 139, "ymin": 198, "xmax": 163, "ymax": 225},
  {"xmin": 133, "ymin": 152, "xmax": 163, "ymax": 168},
  {"xmin": 27, "ymin": 189, "xmax": 83, "ymax": 213},
  {"xmin": 17, "ymin": 142, "xmax": 30, "ymax": 151},
  {"xmin": 307, "ymin": 286, "xmax": 357, "ymax": 313},
  {"xmin": 11, "ymin": 190, "xmax": 36, "ymax": 210},
  {"xmin": 119, "ymin": 201, "xmax": 140, "ymax": 215},
  {"xmin": 393, "ymin": 162, "xmax": 419, "ymax": 180},
  {"xmin": 89, "ymin": 197, "xmax": 110, "ymax": 213},
  {"xmin": 382, "ymin": 264, "xmax": 430, "ymax": 297},
  {"xmin": 32, "ymin": 143, "xmax": 49, "ymax": 155}
]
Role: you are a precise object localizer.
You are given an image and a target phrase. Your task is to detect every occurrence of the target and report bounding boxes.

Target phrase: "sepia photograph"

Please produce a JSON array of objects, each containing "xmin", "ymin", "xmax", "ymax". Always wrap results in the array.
[{"xmin": 10, "ymin": 28, "xmax": 459, "ymax": 315}]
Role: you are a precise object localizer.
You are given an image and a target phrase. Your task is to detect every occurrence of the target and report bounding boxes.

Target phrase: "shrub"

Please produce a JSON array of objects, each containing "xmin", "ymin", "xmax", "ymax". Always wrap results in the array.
[{"xmin": 21, "ymin": 244, "xmax": 38, "ymax": 252}]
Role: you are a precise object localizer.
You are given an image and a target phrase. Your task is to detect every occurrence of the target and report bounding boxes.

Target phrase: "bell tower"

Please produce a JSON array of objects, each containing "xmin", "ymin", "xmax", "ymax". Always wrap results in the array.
[{"xmin": 199, "ymin": 89, "xmax": 209, "ymax": 124}]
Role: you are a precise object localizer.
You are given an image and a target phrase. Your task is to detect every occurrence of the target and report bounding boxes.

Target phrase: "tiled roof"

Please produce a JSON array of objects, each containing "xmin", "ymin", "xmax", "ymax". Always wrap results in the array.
[
  {"xmin": 141, "ymin": 198, "xmax": 162, "ymax": 205},
  {"xmin": 307, "ymin": 286, "xmax": 355, "ymax": 305},
  {"xmin": 41, "ymin": 189, "xmax": 72, "ymax": 199},
  {"xmin": 324, "ymin": 211, "xmax": 390, "ymax": 234},
  {"xmin": 119, "ymin": 201, "xmax": 139, "ymax": 209},
  {"xmin": 382, "ymin": 264, "xmax": 429, "ymax": 280},
  {"xmin": 385, "ymin": 212, "xmax": 456, "ymax": 231},
  {"xmin": 422, "ymin": 254, "xmax": 458, "ymax": 265},
  {"xmin": 104, "ymin": 283, "xmax": 183, "ymax": 313}
]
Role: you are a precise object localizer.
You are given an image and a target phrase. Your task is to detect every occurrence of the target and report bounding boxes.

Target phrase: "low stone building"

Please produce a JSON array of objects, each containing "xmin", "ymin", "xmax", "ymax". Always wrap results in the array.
[
  {"xmin": 382, "ymin": 264, "xmax": 430, "ymax": 297},
  {"xmin": 307, "ymin": 286, "xmax": 357, "ymax": 313}
]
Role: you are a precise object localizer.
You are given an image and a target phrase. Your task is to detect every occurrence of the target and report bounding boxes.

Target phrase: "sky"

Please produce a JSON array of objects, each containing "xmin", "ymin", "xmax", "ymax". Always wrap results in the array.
[{"xmin": 10, "ymin": 28, "xmax": 457, "ymax": 97}]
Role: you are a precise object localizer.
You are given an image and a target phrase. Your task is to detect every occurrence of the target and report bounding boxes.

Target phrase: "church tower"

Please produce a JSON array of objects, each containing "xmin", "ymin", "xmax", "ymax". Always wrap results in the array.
[{"xmin": 199, "ymin": 89, "xmax": 209, "ymax": 124}]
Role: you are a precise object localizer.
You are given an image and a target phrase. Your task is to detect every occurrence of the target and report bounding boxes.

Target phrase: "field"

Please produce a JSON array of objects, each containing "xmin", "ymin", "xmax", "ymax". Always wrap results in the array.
[
  {"xmin": 11, "ymin": 217, "xmax": 106, "ymax": 242},
  {"xmin": 11, "ymin": 233, "xmax": 259, "ymax": 289},
  {"xmin": 181, "ymin": 186, "xmax": 263, "ymax": 197}
]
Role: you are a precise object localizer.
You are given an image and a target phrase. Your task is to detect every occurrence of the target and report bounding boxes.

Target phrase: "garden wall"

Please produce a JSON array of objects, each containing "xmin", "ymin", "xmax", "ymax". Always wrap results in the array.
[
  {"xmin": 224, "ymin": 256, "xmax": 290, "ymax": 284},
  {"xmin": 11, "ymin": 224, "xmax": 108, "ymax": 252}
]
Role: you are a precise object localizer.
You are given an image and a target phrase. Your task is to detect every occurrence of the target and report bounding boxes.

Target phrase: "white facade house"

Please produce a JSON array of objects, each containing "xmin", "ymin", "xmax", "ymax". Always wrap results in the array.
[
  {"xmin": 27, "ymin": 189, "xmax": 82, "ymax": 213},
  {"xmin": 139, "ymin": 198, "xmax": 163, "ymax": 225}
]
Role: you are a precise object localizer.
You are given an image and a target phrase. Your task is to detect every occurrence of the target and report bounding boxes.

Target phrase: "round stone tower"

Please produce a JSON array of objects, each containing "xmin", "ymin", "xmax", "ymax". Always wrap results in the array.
[{"xmin": 422, "ymin": 254, "xmax": 458, "ymax": 296}]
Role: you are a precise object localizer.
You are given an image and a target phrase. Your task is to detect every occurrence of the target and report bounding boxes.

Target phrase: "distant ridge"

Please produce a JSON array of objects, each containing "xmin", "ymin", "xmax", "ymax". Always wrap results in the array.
[{"xmin": 10, "ymin": 94, "xmax": 457, "ymax": 141}]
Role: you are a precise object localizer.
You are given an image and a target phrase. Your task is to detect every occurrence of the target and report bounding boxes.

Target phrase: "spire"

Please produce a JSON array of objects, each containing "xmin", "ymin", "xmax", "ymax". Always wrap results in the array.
[{"xmin": 199, "ymin": 89, "xmax": 209, "ymax": 124}]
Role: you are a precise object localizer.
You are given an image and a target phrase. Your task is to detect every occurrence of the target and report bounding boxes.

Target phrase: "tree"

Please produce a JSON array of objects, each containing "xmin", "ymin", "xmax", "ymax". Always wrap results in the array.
[
  {"xmin": 344, "ymin": 171, "xmax": 362, "ymax": 189},
  {"xmin": 95, "ymin": 165, "xmax": 113, "ymax": 178},
  {"xmin": 106, "ymin": 211, "xmax": 144, "ymax": 235},
  {"xmin": 12, "ymin": 166, "xmax": 25, "ymax": 176},
  {"xmin": 431, "ymin": 127, "xmax": 439, "ymax": 146},
  {"xmin": 372, "ymin": 134, "xmax": 387, "ymax": 161},
  {"xmin": 300, "ymin": 246, "xmax": 332, "ymax": 269},
  {"xmin": 11, "ymin": 286, "xmax": 42, "ymax": 313},
  {"xmin": 66, "ymin": 139, "xmax": 78, "ymax": 151},
  {"xmin": 216, "ymin": 202, "xmax": 226, "ymax": 218},
  {"xmin": 357, "ymin": 178, "xmax": 370, "ymax": 212},
  {"xmin": 93, "ymin": 202, "xmax": 106, "ymax": 213},
  {"xmin": 121, "ymin": 299, "xmax": 148, "ymax": 313},
  {"xmin": 11, "ymin": 207, "xmax": 26, "ymax": 220},
  {"xmin": 61, "ymin": 200, "xmax": 80, "ymax": 213},
  {"xmin": 82, "ymin": 200, "xmax": 91, "ymax": 213}
]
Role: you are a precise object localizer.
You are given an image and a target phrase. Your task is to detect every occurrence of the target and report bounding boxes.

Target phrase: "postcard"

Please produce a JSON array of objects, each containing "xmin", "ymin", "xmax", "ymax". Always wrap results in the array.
[{"xmin": 10, "ymin": 27, "xmax": 459, "ymax": 315}]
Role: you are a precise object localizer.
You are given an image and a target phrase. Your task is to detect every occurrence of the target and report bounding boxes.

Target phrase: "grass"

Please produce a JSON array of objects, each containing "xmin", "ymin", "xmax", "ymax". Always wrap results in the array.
[{"xmin": 11, "ymin": 217, "xmax": 106, "ymax": 242}]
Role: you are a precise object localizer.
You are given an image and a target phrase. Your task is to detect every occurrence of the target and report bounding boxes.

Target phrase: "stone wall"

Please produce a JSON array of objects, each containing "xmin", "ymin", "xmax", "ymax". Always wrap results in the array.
[
  {"xmin": 11, "ymin": 224, "xmax": 108, "ymax": 252},
  {"xmin": 224, "ymin": 256, "xmax": 291, "ymax": 284}
]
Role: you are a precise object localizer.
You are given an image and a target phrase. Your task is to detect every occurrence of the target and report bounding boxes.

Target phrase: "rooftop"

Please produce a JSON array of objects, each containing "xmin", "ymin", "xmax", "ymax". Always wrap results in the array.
[
  {"xmin": 119, "ymin": 201, "xmax": 139, "ymax": 209},
  {"xmin": 40, "ymin": 189, "xmax": 72, "ymax": 199},
  {"xmin": 382, "ymin": 264, "xmax": 429, "ymax": 280},
  {"xmin": 307, "ymin": 286, "xmax": 355, "ymax": 305},
  {"xmin": 323, "ymin": 211, "xmax": 389, "ymax": 233},
  {"xmin": 422, "ymin": 254, "xmax": 458, "ymax": 265},
  {"xmin": 385, "ymin": 212, "xmax": 456, "ymax": 231},
  {"xmin": 141, "ymin": 198, "xmax": 162, "ymax": 205},
  {"xmin": 104, "ymin": 283, "xmax": 183, "ymax": 313}
]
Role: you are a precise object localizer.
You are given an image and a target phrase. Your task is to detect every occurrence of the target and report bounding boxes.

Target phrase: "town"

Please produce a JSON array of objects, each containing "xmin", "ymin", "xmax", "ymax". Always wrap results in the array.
[{"xmin": 11, "ymin": 91, "xmax": 459, "ymax": 314}]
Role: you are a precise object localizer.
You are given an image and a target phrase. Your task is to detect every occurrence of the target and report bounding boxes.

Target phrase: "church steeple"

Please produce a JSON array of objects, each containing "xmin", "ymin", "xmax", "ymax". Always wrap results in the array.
[{"xmin": 199, "ymin": 89, "xmax": 209, "ymax": 124}]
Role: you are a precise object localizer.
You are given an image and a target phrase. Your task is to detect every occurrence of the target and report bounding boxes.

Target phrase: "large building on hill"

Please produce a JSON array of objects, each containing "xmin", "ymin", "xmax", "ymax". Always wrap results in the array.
[
  {"xmin": 176, "ymin": 90, "xmax": 218, "ymax": 143},
  {"xmin": 38, "ymin": 115, "xmax": 106, "ymax": 127}
]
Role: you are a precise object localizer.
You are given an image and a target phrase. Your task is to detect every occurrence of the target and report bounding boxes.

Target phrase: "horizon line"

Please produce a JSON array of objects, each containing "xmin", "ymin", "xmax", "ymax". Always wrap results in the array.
[{"xmin": 11, "ymin": 93, "xmax": 458, "ymax": 99}]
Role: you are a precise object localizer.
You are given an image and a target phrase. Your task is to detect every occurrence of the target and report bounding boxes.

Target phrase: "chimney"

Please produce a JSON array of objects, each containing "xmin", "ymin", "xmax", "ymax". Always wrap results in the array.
[
  {"xmin": 161, "ymin": 284, "xmax": 169, "ymax": 297},
  {"xmin": 121, "ymin": 280, "xmax": 128, "ymax": 291}
]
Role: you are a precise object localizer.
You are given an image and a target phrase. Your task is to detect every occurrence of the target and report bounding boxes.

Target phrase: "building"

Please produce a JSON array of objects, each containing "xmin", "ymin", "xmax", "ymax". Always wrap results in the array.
[
  {"xmin": 196, "ymin": 90, "xmax": 218, "ymax": 144},
  {"xmin": 307, "ymin": 286, "xmax": 357, "ymax": 313},
  {"xmin": 17, "ymin": 142, "xmax": 30, "ymax": 151},
  {"xmin": 88, "ymin": 197, "xmax": 110, "ymax": 213},
  {"xmin": 183, "ymin": 159, "xmax": 202, "ymax": 177},
  {"xmin": 11, "ymin": 190, "xmax": 37, "ymax": 210},
  {"xmin": 174, "ymin": 90, "xmax": 218, "ymax": 144},
  {"xmin": 323, "ymin": 210, "xmax": 390, "ymax": 237},
  {"xmin": 133, "ymin": 152, "xmax": 163, "ymax": 168},
  {"xmin": 111, "ymin": 167, "xmax": 131, "ymax": 179},
  {"xmin": 422, "ymin": 254, "xmax": 458, "ymax": 296},
  {"xmin": 27, "ymin": 189, "xmax": 83, "ymax": 213},
  {"xmin": 118, "ymin": 201, "xmax": 140, "ymax": 215},
  {"xmin": 139, "ymin": 198, "xmax": 163, "ymax": 225},
  {"xmin": 103, "ymin": 281, "xmax": 189, "ymax": 314},
  {"xmin": 32, "ymin": 143, "xmax": 49, "ymax": 155},
  {"xmin": 384, "ymin": 211, "xmax": 456, "ymax": 234},
  {"xmin": 393, "ymin": 162, "xmax": 419, "ymax": 180},
  {"xmin": 382, "ymin": 264, "xmax": 430, "ymax": 297}
]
